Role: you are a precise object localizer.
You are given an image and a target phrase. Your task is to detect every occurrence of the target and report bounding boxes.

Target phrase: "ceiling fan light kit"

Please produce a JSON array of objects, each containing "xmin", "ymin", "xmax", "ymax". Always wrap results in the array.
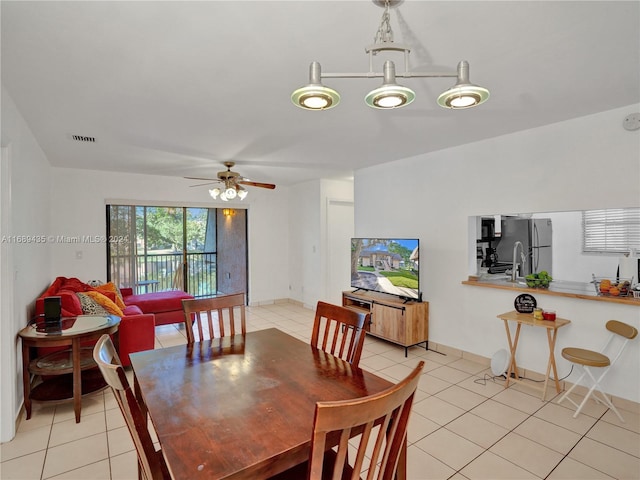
[
  {"xmin": 208, "ymin": 184, "xmax": 242, "ymax": 202},
  {"xmin": 292, "ymin": 0, "xmax": 489, "ymax": 111}
]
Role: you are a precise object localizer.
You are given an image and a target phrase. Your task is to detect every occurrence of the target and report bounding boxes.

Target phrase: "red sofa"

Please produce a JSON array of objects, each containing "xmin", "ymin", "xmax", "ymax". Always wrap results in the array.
[
  {"xmin": 120, "ymin": 288, "xmax": 194, "ymax": 326},
  {"xmin": 35, "ymin": 277, "xmax": 156, "ymax": 366},
  {"xmin": 35, "ymin": 278, "xmax": 195, "ymax": 365}
]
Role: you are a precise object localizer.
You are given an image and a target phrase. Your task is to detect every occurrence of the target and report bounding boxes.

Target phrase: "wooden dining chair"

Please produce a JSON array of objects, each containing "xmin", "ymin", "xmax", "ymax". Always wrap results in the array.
[
  {"xmin": 311, "ymin": 301, "xmax": 369, "ymax": 368},
  {"xmin": 271, "ymin": 360, "xmax": 425, "ymax": 480},
  {"xmin": 92, "ymin": 334, "xmax": 171, "ymax": 480},
  {"xmin": 181, "ymin": 292, "xmax": 246, "ymax": 343}
]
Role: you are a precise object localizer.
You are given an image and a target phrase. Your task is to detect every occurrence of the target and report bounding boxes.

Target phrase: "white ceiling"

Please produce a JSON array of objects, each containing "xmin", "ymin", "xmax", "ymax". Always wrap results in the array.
[{"xmin": 2, "ymin": 1, "xmax": 639, "ymax": 190}]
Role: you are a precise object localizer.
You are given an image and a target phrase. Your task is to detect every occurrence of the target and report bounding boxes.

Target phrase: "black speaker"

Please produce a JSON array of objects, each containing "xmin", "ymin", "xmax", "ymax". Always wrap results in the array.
[{"xmin": 44, "ymin": 296, "xmax": 62, "ymax": 323}]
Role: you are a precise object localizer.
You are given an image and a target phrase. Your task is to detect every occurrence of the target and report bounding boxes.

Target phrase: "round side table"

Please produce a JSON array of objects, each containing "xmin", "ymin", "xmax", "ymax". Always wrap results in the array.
[{"xmin": 18, "ymin": 315, "xmax": 120, "ymax": 423}]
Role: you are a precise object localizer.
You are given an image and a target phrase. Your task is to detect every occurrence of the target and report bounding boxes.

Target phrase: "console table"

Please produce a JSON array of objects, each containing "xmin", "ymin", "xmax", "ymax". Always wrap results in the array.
[
  {"xmin": 19, "ymin": 315, "xmax": 120, "ymax": 423},
  {"xmin": 343, "ymin": 290, "xmax": 429, "ymax": 356}
]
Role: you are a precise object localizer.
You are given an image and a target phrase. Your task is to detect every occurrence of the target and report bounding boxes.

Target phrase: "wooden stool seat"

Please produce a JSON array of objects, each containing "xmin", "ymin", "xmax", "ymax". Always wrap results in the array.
[{"xmin": 561, "ymin": 347, "xmax": 610, "ymax": 367}]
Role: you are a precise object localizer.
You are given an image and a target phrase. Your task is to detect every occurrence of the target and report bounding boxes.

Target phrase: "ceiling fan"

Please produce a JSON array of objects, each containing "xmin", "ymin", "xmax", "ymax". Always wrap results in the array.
[{"xmin": 185, "ymin": 162, "xmax": 276, "ymax": 201}]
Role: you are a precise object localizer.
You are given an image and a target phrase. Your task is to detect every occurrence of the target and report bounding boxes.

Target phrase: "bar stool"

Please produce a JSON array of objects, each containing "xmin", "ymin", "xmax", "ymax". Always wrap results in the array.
[{"xmin": 558, "ymin": 320, "xmax": 638, "ymax": 422}]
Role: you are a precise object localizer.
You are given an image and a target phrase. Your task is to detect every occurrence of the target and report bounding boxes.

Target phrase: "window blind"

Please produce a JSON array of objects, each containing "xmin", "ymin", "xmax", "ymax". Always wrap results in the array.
[{"xmin": 582, "ymin": 208, "xmax": 640, "ymax": 255}]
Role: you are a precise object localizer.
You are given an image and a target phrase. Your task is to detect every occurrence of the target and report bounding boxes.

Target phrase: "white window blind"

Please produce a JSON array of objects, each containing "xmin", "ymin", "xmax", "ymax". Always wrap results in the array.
[{"xmin": 582, "ymin": 208, "xmax": 640, "ymax": 255}]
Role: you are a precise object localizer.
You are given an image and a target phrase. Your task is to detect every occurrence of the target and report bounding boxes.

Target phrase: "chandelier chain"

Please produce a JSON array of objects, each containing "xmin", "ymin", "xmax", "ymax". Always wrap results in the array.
[{"xmin": 374, "ymin": 0, "xmax": 394, "ymax": 44}]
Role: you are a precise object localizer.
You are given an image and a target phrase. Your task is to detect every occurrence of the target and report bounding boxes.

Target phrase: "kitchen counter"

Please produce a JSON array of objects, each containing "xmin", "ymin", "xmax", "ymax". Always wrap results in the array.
[{"xmin": 462, "ymin": 276, "xmax": 640, "ymax": 306}]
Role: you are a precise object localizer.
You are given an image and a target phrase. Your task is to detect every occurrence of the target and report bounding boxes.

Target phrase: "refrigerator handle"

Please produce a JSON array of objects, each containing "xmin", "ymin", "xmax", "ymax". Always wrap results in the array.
[{"xmin": 533, "ymin": 223, "xmax": 539, "ymax": 271}]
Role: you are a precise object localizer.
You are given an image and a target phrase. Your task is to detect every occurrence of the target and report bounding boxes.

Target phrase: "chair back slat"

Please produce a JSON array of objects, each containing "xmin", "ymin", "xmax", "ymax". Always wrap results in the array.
[
  {"xmin": 93, "ymin": 335, "xmax": 170, "ymax": 480},
  {"xmin": 311, "ymin": 301, "xmax": 368, "ymax": 367},
  {"xmin": 352, "ymin": 421, "xmax": 373, "ymax": 477},
  {"xmin": 182, "ymin": 293, "xmax": 246, "ymax": 343},
  {"xmin": 308, "ymin": 361, "xmax": 424, "ymax": 480}
]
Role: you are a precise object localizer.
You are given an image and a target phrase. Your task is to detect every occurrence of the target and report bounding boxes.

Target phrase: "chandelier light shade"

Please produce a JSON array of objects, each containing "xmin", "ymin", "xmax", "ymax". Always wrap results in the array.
[
  {"xmin": 364, "ymin": 60, "xmax": 415, "ymax": 109},
  {"xmin": 292, "ymin": 0, "xmax": 489, "ymax": 111},
  {"xmin": 291, "ymin": 62, "xmax": 340, "ymax": 110},
  {"xmin": 437, "ymin": 61, "xmax": 490, "ymax": 109}
]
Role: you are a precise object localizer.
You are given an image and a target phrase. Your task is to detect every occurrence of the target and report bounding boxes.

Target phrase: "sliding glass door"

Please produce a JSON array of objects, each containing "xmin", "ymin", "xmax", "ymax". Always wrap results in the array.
[{"xmin": 107, "ymin": 205, "xmax": 224, "ymax": 297}]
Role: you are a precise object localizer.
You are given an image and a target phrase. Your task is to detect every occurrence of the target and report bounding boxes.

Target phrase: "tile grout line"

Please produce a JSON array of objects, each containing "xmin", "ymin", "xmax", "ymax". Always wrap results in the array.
[
  {"xmin": 542, "ymin": 409, "xmax": 611, "ymax": 480},
  {"xmin": 39, "ymin": 412, "xmax": 55, "ymax": 480}
]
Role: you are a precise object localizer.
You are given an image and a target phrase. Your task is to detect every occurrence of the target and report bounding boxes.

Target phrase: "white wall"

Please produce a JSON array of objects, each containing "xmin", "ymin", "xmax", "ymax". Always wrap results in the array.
[
  {"xmin": 355, "ymin": 104, "xmax": 640, "ymax": 402},
  {"xmin": 245, "ymin": 185, "xmax": 291, "ymax": 305},
  {"xmin": 287, "ymin": 178, "xmax": 354, "ymax": 308},
  {"xmin": 1, "ymin": 87, "xmax": 53, "ymax": 442},
  {"xmin": 49, "ymin": 168, "xmax": 291, "ymax": 305},
  {"xmin": 287, "ymin": 180, "xmax": 321, "ymax": 308}
]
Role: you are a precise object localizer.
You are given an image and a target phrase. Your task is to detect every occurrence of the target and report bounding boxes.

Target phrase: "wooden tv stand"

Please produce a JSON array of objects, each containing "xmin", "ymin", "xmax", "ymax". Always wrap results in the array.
[{"xmin": 342, "ymin": 290, "xmax": 429, "ymax": 356}]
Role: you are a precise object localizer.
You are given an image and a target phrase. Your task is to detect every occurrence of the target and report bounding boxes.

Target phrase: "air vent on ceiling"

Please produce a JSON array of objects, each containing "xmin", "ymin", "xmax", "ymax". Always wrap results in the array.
[{"xmin": 70, "ymin": 135, "xmax": 96, "ymax": 143}]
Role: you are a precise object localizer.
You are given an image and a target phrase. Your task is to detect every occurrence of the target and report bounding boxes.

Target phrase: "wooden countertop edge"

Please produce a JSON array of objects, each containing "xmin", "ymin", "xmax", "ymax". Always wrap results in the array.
[{"xmin": 462, "ymin": 277, "xmax": 640, "ymax": 306}]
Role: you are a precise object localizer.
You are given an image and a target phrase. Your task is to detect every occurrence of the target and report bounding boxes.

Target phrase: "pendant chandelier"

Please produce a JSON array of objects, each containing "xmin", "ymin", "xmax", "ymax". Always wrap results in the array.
[{"xmin": 291, "ymin": 0, "xmax": 489, "ymax": 111}]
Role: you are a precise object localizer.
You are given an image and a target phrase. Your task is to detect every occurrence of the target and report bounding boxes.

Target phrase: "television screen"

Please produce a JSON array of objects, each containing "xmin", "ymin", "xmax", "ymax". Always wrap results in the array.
[{"xmin": 350, "ymin": 238, "xmax": 420, "ymax": 300}]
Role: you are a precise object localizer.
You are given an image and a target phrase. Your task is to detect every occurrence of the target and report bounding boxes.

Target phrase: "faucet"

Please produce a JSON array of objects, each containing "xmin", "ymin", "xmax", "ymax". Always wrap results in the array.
[{"xmin": 511, "ymin": 241, "xmax": 526, "ymax": 282}]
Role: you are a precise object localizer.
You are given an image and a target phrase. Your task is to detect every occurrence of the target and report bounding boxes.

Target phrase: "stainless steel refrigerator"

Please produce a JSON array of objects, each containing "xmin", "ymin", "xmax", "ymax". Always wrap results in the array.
[{"xmin": 495, "ymin": 217, "xmax": 553, "ymax": 276}]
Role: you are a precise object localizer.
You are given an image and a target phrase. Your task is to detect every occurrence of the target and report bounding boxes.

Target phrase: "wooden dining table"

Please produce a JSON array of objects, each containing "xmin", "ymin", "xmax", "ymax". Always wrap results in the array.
[{"xmin": 130, "ymin": 327, "xmax": 398, "ymax": 479}]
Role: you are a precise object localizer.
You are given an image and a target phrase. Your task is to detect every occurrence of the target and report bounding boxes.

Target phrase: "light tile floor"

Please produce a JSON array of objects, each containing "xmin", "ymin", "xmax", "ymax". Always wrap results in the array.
[{"xmin": 2, "ymin": 302, "xmax": 639, "ymax": 479}]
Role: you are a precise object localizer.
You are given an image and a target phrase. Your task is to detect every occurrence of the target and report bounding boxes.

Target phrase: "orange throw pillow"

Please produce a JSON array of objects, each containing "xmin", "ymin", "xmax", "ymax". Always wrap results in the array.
[
  {"xmin": 95, "ymin": 282, "xmax": 126, "ymax": 310},
  {"xmin": 82, "ymin": 291, "xmax": 124, "ymax": 317}
]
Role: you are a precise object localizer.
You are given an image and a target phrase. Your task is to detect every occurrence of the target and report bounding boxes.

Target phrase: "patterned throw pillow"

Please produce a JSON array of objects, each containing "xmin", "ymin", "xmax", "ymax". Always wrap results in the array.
[
  {"xmin": 76, "ymin": 292, "xmax": 109, "ymax": 315},
  {"xmin": 82, "ymin": 291, "xmax": 124, "ymax": 316}
]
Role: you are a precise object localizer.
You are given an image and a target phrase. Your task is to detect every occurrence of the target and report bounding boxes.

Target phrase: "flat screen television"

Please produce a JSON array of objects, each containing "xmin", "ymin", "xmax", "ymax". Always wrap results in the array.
[{"xmin": 350, "ymin": 238, "xmax": 420, "ymax": 300}]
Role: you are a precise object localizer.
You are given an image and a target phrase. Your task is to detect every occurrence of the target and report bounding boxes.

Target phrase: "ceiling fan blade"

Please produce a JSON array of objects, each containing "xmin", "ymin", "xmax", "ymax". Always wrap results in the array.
[
  {"xmin": 184, "ymin": 176, "xmax": 219, "ymax": 181},
  {"xmin": 184, "ymin": 177, "xmax": 223, "ymax": 188},
  {"xmin": 189, "ymin": 181, "xmax": 219, "ymax": 187},
  {"xmin": 238, "ymin": 180, "xmax": 276, "ymax": 190}
]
